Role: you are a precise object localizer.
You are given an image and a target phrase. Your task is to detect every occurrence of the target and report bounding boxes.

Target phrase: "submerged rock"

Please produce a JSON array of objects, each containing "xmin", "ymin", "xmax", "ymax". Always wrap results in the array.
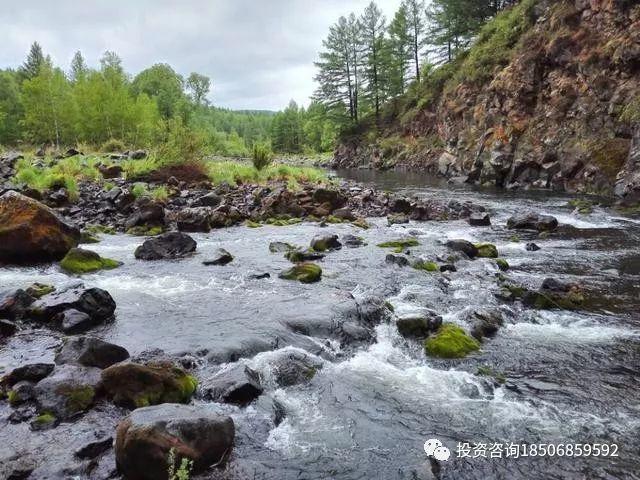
[
  {"xmin": 269, "ymin": 241, "xmax": 295, "ymax": 253},
  {"xmin": 523, "ymin": 278, "xmax": 585, "ymax": 310},
  {"xmin": 468, "ymin": 212, "xmax": 491, "ymax": 226},
  {"xmin": 310, "ymin": 234, "xmax": 342, "ymax": 252},
  {"xmin": 60, "ymin": 248, "xmax": 121, "ymax": 274},
  {"xmin": 55, "ymin": 336, "xmax": 130, "ymax": 369},
  {"xmin": 267, "ymin": 349, "xmax": 323, "ymax": 387},
  {"xmin": 396, "ymin": 311, "xmax": 443, "ymax": 339},
  {"xmin": 342, "ymin": 234, "xmax": 366, "ymax": 248},
  {"xmin": 468, "ymin": 309, "xmax": 504, "ymax": 340},
  {"xmin": 284, "ymin": 249, "xmax": 325, "ymax": 263},
  {"xmin": 203, "ymin": 248, "xmax": 234, "ymax": 266},
  {"xmin": 99, "ymin": 362, "xmax": 198, "ymax": 409},
  {"xmin": 526, "ymin": 242, "xmax": 541, "ymax": 251},
  {"xmin": 201, "ymin": 364, "xmax": 263, "ymax": 406},
  {"xmin": 0, "ymin": 191, "xmax": 80, "ymax": 264},
  {"xmin": 424, "ymin": 324, "xmax": 480, "ymax": 359},
  {"xmin": 134, "ymin": 232, "xmax": 197, "ymax": 260},
  {"xmin": 386, "ymin": 254, "xmax": 410, "ymax": 267},
  {"xmin": 507, "ymin": 212, "xmax": 558, "ymax": 232},
  {"xmin": 446, "ymin": 239, "xmax": 478, "ymax": 258},
  {"xmin": 279, "ymin": 263, "xmax": 322, "ymax": 283},
  {"xmin": 115, "ymin": 404, "xmax": 234, "ymax": 480},
  {"xmin": 475, "ymin": 243, "xmax": 499, "ymax": 258}
]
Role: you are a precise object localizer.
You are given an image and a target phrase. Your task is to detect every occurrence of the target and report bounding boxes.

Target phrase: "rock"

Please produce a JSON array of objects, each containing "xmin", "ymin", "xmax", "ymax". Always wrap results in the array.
[
  {"xmin": 64, "ymin": 148, "xmax": 82, "ymax": 157},
  {"xmin": 615, "ymin": 125, "xmax": 640, "ymax": 204},
  {"xmin": 30, "ymin": 412, "xmax": 58, "ymax": 431},
  {"xmin": 25, "ymin": 282, "xmax": 55, "ymax": 298},
  {"xmin": 55, "ymin": 336, "xmax": 130, "ymax": 369},
  {"xmin": 99, "ymin": 362, "xmax": 198, "ymax": 409},
  {"xmin": 387, "ymin": 213, "xmax": 410, "ymax": 225},
  {"xmin": 469, "ymin": 309, "xmax": 504, "ymax": 340},
  {"xmin": 34, "ymin": 364, "xmax": 101, "ymax": 420},
  {"xmin": 332, "ymin": 207, "xmax": 356, "ymax": 221},
  {"xmin": 377, "ymin": 238, "xmax": 420, "ymax": 252},
  {"xmin": 60, "ymin": 248, "xmax": 121, "ymax": 274},
  {"xmin": 0, "ymin": 319, "xmax": 18, "ymax": 337},
  {"xmin": 128, "ymin": 149, "xmax": 147, "ymax": 160},
  {"xmin": 115, "ymin": 404, "xmax": 234, "ymax": 480},
  {"xmin": 248, "ymin": 272, "xmax": 270, "ymax": 280},
  {"xmin": 124, "ymin": 202, "xmax": 165, "ymax": 230},
  {"xmin": 496, "ymin": 258, "xmax": 510, "ymax": 271},
  {"xmin": 412, "ymin": 259, "xmax": 440, "ymax": 272},
  {"xmin": 390, "ymin": 198, "xmax": 412, "ymax": 214},
  {"xmin": 285, "ymin": 249, "xmax": 325, "ymax": 262},
  {"xmin": 424, "ymin": 324, "xmax": 480, "ymax": 359},
  {"xmin": 175, "ymin": 207, "xmax": 211, "ymax": 233},
  {"xmin": 134, "ymin": 232, "xmax": 197, "ymax": 260},
  {"xmin": 396, "ymin": 311, "xmax": 443, "ymax": 339},
  {"xmin": 342, "ymin": 234, "xmax": 365, "ymax": 248},
  {"xmin": 522, "ymin": 278, "xmax": 585, "ymax": 310},
  {"xmin": 269, "ymin": 241, "xmax": 295, "ymax": 253},
  {"xmin": 440, "ymin": 264, "xmax": 457, "ymax": 273},
  {"xmin": 507, "ymin": 213, "xmax": 558, "ymax": 232},
  {"xmin": 56, "ymin": 309, "xmax": 97, "ymax": 334},
  {"xmin": 446, "ymin": 239, "xmax": 479, "ymax": 258},
  {"xmin": 3, "ymin": 363, "xmax": 55, "ymax": 387},
  {"xmin": 98, "ymin": 164, "xmax": 123, "ymax": 179},
  {"xmin": 526, "ymin": 242, "xmax": 541, "ymax": 251},
  {"xmin": 385, "ymin": 253, "xmax": 410, "ymax": 267},
  {"xmin": 203, "ymin": 248, "xmax": 234, "ymax": 266},
  {"xmin": 279, "ymin": 263, "xmax": 322, "ymax": 283},
  {"xmin": 75, "ymin": 437, "xmax": 113, "ymax": 460},
  {"xmin": 193, "ymin": 192, "xmax": 221, "ymax": 207},
  {"xmin": 0, "ymin": 191, "xmax": 80, "ymax": 263},
  {"xmin": 310, "ymin": 234, "xmax": 342, "ymax": 252},
  {"xmin": 267, "ymin": 349, "xmax": 323, "ymax": 387},
  {"xmin": 311, "ymin": 188, "xmax": 347, "ymax": 210},
  {"xmin": 0, "ymin": 289, "xmax": 36, "ymax": 319},
  {"xmin": 8, "ymin": 381, "xmax": 36, "ymax": 406},
  {"xmin": 202, "ymin": 364, "xmax": 263, "ymax": 406},
  {"xmin": 468, "ymin": 213, "xmax": 491, "ymax": 226},
  {"xmin": 475, "ymin": 243, "xmax": 498, "ymax": 258},
  {"xmin": 29, "ymin": 285, "xmax": 116, "ymax": 324}
]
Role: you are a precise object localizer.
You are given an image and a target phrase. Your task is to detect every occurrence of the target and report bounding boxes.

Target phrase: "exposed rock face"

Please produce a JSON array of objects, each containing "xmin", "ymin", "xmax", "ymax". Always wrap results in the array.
[
  {"xmin": 0, "ymin": 191, "xmax": 80, "ymax": 264},
  {"xmin": 115, "ymin": 404, "xmax": 234, "ymax": 480},
  {"xmin": 134, "ymin": 232, "xmax": 197, "ymax": 260},
  {"xmin": 334, "ymin": 1, "xmax": 640, "ymax": 198}
]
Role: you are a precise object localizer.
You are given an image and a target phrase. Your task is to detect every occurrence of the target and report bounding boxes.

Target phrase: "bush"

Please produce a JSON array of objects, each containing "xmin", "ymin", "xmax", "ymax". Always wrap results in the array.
[
  {"xmin": 101, "ymin": 138, "xmax": 126, "ymax": 153},
  {"xmin": 252, "ymin": 142, "xmax": 273, "ymax": 171}
]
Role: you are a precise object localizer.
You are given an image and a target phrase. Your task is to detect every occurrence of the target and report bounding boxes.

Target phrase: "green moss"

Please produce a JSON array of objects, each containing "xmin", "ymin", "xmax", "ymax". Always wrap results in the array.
[
  {"xmin": 80, "ymin": 231, "xmax": 101, "ymax": 244},
  {"xmin": 475, "ymin": 243, "xmax": 499, "ymax": 258},
  {"xmin": 60, "ymin": 248, "xmax": 121, "ymax": 274},
  {"xmin": 33, "ymin": 412, "xmax": 56, "ymax": 425},
  {"xmin": 496, "ymin": 258, "xmax": 510, "ymax": 271},
  {"xmin": 126, "ymin": 225, "xmax": 164, "ymax": 236},
  {"xmin": 85, "ymin": 224, "xmax": 116, "ymax": 235},
  {"xmin": 424, "ymin": 324, "xmax": 480, "ymax": 359},
  {"xmin": 324, "ymin": 215, "xmax": 345, "ymax": 224},
  {"xmin": 279, "ymin": 262, "xmax": 322, "ymax": 283},
  {"xmin": 264, "ymin": 217, "xmax": 302, "ymax": 226},
  {"xmin": 7, "ymin": 390, "xmax": 19, "ymax": 406},
  {"xmin": 509, "ymin": 235, "xmax": 520, "ymax": 243},
  {"xmin": 57, "ymin": 385, "xmax": 95, "ymax": 414},
  {"xmin": 377, "ymin": 239, "xmax": 420, "ymax": 253},
  {"xmin": 384, "ymin": 301, "xmax": 395, "ymax": 312},
  {"xmin": 245, "ymin": 220, "xmax": 263, "ymax": 228},
  {"xmin": 26, "ymin": 282, "xmax": 55, "ymax": 298},
  {"xmin": 351, "ymin": 218, "xmax": 370, "ymax": 229},
  {"xmin": 413, "ymin": 261, "xmax": 439, "ymax": 272},
  {"xmin": 568, "ymin": 198, "xmax": 594, "ymax": 214}
]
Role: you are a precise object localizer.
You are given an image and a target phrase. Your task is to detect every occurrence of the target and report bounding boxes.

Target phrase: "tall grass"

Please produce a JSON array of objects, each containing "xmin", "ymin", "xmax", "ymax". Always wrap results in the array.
[
  {"xmin": 206, "ymin": 160, "xmax": 327, "ymax": 186},
  {"xmin": 251, "ymin": 142, "xmax": 273, "ymax": 171}
]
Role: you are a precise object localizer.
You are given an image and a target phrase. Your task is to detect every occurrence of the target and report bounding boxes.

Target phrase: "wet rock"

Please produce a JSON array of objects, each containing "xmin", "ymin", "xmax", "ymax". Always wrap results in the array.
[
  {"xmin": 59, "ymin": 247, "xmax": 121, "ymax": 274},
  {"xmin": 203, "ymin": 248, "xmax": 234, "ymax": 266},
  {"xmin": 134, "ymin": 232, "xmax": 197, "ymax": 260},
  {"xmin": 8, "ymin": 381, "xmax": 36, "ymax": 406},
  {"xmin": 285, "ymin": 249, "xmax": 325, "ymax": 262},
  {"xmin": 386, "ymin": 253, "xmax": 410, "ymax": 267},
  {"xmin": 56, "ymin": 308, "xmax": 96, "ymax": 334},
  {"xmin": 268, "ymin": 349, "xmax": 323, "ymax": 387},
  {"xmin": 390, "ymin": 197, "xmax": 412, "ymax": 214},
  {"xmin": 469, "ymin": 309, "xmax": 504, "ymax": 340},
  {"xmin": 310, "ymin": 234, "xmax": 342, "ymax": 252},
  {"xmin": 0, "ymin": 319, "xmax": 18, "ymax": 337},
  {"xmin": 206, "ymin": 338, "xmax": 274, "ymax": 364},
  {"xmin": 193, "ymin": 192, "xmax": 221, "ymax": 207},
  {"xmin": 97, "ymin": 164, "xmax": 123, "ymax": 179},
  {"xmin": 387, "ymin": 213, "xmax": 410, "ymax": 225},
  {"xmin": 396, "ymin": 311, "xmax": 443, "ymax": 339},
  {"xmin": 124, "ymin": 201, "xmax": 165, "ymax": 230},
  {"xmin": 269, "ymin": 241, "xmax": 295, "ymax": 253},
  {"xmin": 0, "ymin": 288, "xmax": 36, "ymax": 319},
  {"xmin": 30, "ymin": 412, "xmax": 58, "ymax": 431},
  {"xmin": 475, "ymin": 243, "xmax": 499, "ymax": 258},
  {"xmin": 175, "ymin": 207, "xmax": 211, "ymax": 232},
  {"xmin": 279, "ymin": 263, "xmax": 322, "ymax": 283},
  {"xmin": 34, "ymin": 364, "xmax": 101, "ymax": 420},
  {"xmin": 29, "ymin": 285, "xmax": 116, "ymax": 324},
  {"xmin": 469, "ymin": 212, "xmax": 491, "ymax": 226},
  {"xmin": 424, "ymin": 324, "xmax": 480, "ymax": 359},
  {"xmin": 99, "ymin": 362, "xmax": 198, "ymax": 409},
  {"xmin": 496, "ymin": 258, "xmax": 510, "ymax": 271},
  {"xmin": 342, "ymin": 234, "xmax": 365, "ymax": 248},
  {"xmin": 440, "ymin": 264, "xmax": 457, "ymax": 273},
  {"xmin": 446, "ymin": 239, "xmax": 478, "ymax": 258},
  {"xmin": 523, "ymin": 278, "xmax": 585, "ymax": 310},
  {"xmin": 202, "ymin": 364, "xmax": 263, "ymax": 406},
  {"xmin": 3, "ymin": 363, "xmax": 55, "ymax": 386},
  {"xmin": 312, "ymin": 188, "xmax": 347, "ymax": 210},
  {"xmin": 55, "ymin": 336, "xmax": 130, "ymax": 369},
  {"xmin": 0, "ymin": 191, "xmax": 80, "ymax": 264},
  {"xmin": 128, "ymin": 149, "xmax": 147, "ymax": 160},
  {"xmin": 75, "ymin": 436, "xmax": 113, "ymax": 460},
  {"xmin": 526, "ymin": 242, "xmax": 541, "ymax": 251},
  {"xmin": 332, "ymin": 207, "xmax": 356, "ymax": 221},
  {"xmin": 248, "ymin": 272, "xmax": 271, "ymax": 280},
  {"xmin": 507, "ymin": 212, "xmax": 558, "ymax": 232},
  {"xmin": 115, "ymin": 404, "xmax": 234, "ymax": 480}
]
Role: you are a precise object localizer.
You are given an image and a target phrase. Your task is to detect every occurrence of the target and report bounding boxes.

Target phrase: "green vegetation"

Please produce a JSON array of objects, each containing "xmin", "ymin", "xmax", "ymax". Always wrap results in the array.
[
  {"xmin": 26, "ymin": 282, "xmax": 55, "ymax": 298},
  {"xmin": 33, "ymin": 412, "xmax": 56, "ymax": 426},
  {"xmin": 60, "ymin": 248, "xmax": 121, "ymax": 274},
  {"xmin": 424, "ymin": 323, "xmax": 480, "ymax": 359},
  {"xmin": 7, "ymin": 389, "xmax": 19, "ymax": 406},
  {"xmin": 413, "ymin": 260, "xmax": 439, "ymax": 272},
  {"xmin": 475, "ymin": 243, "xmax": 499, "ymax": 258},
  {"xmin": 58, "ymin": 384, "xmax": 95, "ymax": 414},
  {"xmin": 251, "ymin": 142, "xmax": 273, "ymax": 171},
  {"xmin": 168, "ymin": 448, "xmax": 193, "ymax": 480},
  {"xmin": 279, "ymin": 263, "xmax": 322, "ymax": 283},
  {"xmin": 496, "ymin": 258, "xmax": 510, "ymax": 271},
  {"xmin": 377, "ymin": 238, "xmax": 420, "ymax": 253}
]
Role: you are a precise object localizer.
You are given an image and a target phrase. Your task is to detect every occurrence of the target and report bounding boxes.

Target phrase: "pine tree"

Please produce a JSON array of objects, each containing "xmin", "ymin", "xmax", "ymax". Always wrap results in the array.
[
  {"xmin": 19, "ymin": 42, "xmax": 46, "ymax": 81},
  {"xmin": 402, "ymin": 0, "xmax": 425, "ymax": 82},
  {"xmin": 361, "ymin": 2, "xmax": 388, "ymax": 121},
  {"xmin": 388, "ymin": 5, "xmax": 412, "ymax": 96},
  {"xmin": 70, "ymin": 51, "xmax": 88, "ymax": 82}
]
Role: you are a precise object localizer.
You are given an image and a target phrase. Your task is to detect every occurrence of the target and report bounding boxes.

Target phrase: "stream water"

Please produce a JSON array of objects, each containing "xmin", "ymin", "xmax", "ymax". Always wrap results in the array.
[{"xmin": 1, "ymin": 170, "xmax": 640, "ymax": 479}]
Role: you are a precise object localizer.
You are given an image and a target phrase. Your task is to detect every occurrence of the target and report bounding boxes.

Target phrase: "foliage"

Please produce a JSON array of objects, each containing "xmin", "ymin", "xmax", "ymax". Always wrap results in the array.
[
  {"xmin": 207, "ymin": 161, "xmax": 327, "ymax": 186},
  {"xmin": 167, "ymin": 448, "xmax": 193, "ymax": 480},
  {"xmin": 252, "ymin": 142, "xmax": 273, "ymax": 171},
  {"xmin": 620, "ymin": 95, "xmax": 640, "ymax": 123},
  {"xmin": 424, "ymin": 323, "xmax": 480, "ymax": 358},
  {"xmin": 101, "ymin": 137, "xmax": 126, "ymax": 152}
]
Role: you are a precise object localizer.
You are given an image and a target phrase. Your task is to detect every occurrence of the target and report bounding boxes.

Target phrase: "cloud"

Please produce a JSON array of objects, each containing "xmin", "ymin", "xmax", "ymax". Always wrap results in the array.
[{"xmin": 0, "ymin": 0, "xmax": 402, "ymax": 110}]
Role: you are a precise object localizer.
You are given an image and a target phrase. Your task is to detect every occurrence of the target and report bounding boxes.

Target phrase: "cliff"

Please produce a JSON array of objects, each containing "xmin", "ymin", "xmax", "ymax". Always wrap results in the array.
[{"xmin": 334, "ymin": 0, "xmax": 640, "ymax": 203}]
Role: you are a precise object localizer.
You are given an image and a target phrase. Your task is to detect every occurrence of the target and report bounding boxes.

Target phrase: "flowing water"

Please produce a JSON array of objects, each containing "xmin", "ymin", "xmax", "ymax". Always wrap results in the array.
[{"xmin": 2, "ymin": 170, "xmax": 640, "ymax": 479}]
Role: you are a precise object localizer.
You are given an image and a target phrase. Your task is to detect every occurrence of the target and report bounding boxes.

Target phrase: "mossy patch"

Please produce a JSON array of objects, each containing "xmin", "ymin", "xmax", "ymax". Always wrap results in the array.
[
  {"xmin": 60, "ymin": 248, "xmax": 121, "ymax": 274},
  {"xmin": 351, "ymin": 218, "xmax": 370, "ymax": 229},
  {"xmin": 424, "ymin": 324, "xmax": 480, "ymax": 359},
  {"xmin": 496, "ymin": 258, "xmax": 510, "ymax": 271},
  {"xmin": 279, "ymin": 262, "xmax": 322, "ymax": 283},
  {"xmin": 56, "ymin": 384, "xmax": 95, "ymax": 414},
  {"xmin": 26, "ymin": 282, "xmax": 55, "ymax": 298},
  {"xmin": 245, "ymin": 220, "xmax": 263, "ymax": 228},
  {"xmin": 476, "ymin": 365, "xmax": 506, "ymax": 384},
  {"xmin": 85, "ymin": 224, "xmax": 116, "ymax": 235},
  {"xmin": 568, "ymin": 198, "xmax": 594, "ymax": 214},
  {"xmin": 475, "ymin": 243, "xmax": 498, "ymax": 258},
  {"xmin": 377, "ymin": 239, "xmax": 420, "ymax": 253},
  {"xmin": 126, "ymin": 225, "xmax": 164, "ymax": 236},
  {"xmin": 413, "ymin": 260, "xmax": 439, "ymax": 272},
  {"xmin": 265, "ymin": 217, "xmax": 302, "ymax": 226},
  {"xmin": 7, "ymin": 389, "xmax": 19, "ymax": 406},
  {"xmin": 33, "ymin": 412, "xmax": 56, "ymax": 425},
  {"xmin": 80, "ymin": 231, "xmax": 101, "ymax": 244}
]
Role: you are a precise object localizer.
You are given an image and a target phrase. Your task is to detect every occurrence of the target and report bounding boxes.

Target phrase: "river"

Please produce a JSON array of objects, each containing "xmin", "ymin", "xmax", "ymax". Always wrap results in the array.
[{"xmin": 1, "ymin": 170, "xmax": 640, "ymax": 479}]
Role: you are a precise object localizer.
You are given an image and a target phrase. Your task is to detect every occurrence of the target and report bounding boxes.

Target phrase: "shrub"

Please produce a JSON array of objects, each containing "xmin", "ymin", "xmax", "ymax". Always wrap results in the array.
[
  {"xmin": 101, "ymin": 138, "xmax": 126, "ymax": 153},
  {"xmin": 252, "ymin": 142, "xmax": 273, "ymax": 171},
  {"xmin": 167, "ymin": 448, "xmax": 193, "ymax": 480}
]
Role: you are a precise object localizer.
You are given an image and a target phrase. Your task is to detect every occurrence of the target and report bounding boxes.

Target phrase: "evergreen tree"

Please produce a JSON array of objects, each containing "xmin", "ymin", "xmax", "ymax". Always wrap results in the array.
[
  {"xmin": 70, "ymin": 51, "xmax": 88, "ymax": 82},
  {"xmin": 388, "ymin": 5, "xmax": 412, "ymax": 96},
  {"xmin": 19, "ymin": 42, "xmax": 47, "ymax": 81},
  {"xmin": 0, "ymin": 70, "xmax": 23, "ymax": 144},
  {"xmin": 360, "ymin": 2, "xmax": 388, "ymax": 120},
  {"xmin": 402, "ymin": 0, "xmax": 425, "ymax": 82}
]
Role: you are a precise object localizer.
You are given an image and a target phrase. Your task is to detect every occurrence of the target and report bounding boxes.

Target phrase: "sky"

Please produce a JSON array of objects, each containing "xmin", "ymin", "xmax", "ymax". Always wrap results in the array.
[{"xmin": 1, "ymin": 0, "xmax": 402, "ymax": 111}]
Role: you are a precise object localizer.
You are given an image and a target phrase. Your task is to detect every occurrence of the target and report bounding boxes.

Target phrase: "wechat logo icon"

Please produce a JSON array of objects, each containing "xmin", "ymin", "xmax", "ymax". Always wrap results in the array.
[{"xmin": 424, "ymin": 438, "xmax": 451, "ymax": 462}]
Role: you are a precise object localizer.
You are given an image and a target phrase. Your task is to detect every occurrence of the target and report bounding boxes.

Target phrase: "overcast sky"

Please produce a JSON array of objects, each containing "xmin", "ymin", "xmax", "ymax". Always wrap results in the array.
[{"xmin": 1, "ymin": 0, "xmax": 403, "ymax": 111}]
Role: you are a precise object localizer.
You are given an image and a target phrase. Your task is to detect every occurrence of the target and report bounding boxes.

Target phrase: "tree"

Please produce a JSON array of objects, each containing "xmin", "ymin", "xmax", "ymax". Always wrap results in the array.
[
  {"xmin": 186, "ymin": 73, "xmax": 211, "ymax": 106},
  {"xmin": 388, "ymin": 5, "xmax": 412, "ymax": 96},
  {"xmin": 271, "ymin": 100, "xmax": 304, "ymax": 153},
  {"xmin": 131, "ymin": 64, "xmax": 186, "ymax": 119},
  {"xmin": 402, "ymin": 0, "xmax": 425, "ymax": 82},
  {"xmin": 360, "ymin": 2, "xmax": 388, "ymax": 120},
  {"xmin": 99, "ymin": 51, "xmax": 124, "ymax": 75},
  {"xmin": 70, "ymin": 51, "xmax": 88, "ymax": 82},
  {"xmin": 19, "ymin": 42, "xmax": 47, "ymax": 81},
  {"xmin": 0, "ymin": 70, "xmax": 23, "ymax": 144}
]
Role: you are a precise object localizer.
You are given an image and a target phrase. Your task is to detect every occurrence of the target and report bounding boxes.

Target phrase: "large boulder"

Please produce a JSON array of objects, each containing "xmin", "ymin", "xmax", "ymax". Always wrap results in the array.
[
  {"xmin": 396, "ymin": 311, "xmax": 443, "ymax": 339},
  {"xmin": 0, "ymin": 191, "xmax": 80, "ymax": 263},
  {"xmin": 446, "ymin": 239, "xmax": 479, "ymax": 258},
  {"xmin": 125, "ymin": 201, "xmax": 165, "ymax": 230},
  {"xmin": 115, "ymin": 404, "xmax": 234, "ymax": 480},
  {"xmin": 134, "ymin": 232, "xmax": 197, "ymax": 260},
  {"xmin": 507, "ymin": 212, "xmax": 558, "ymax": 232},
  {"xmin": 28, "ymin": 285, "xmax": 116, "ymax": 324},
  {"xmin": 201, "ymin": 364, "xmax": 263, "ymax": 406},
  {"xmin": 99, "ymin": 362, "xmax": 198, "ymax": 409},
  {"xmin": 34, "ymin": 364, "xmax": 101, "ymax": 420},
  {"xmin": 3, "ymin": 363, "xmax": 55, "ymax": 387},
  {"xmin": 55, "ymin": 336, "xmax": 130, "ymax": 369},
  {"xmin": 60, "ymin": 247, "xmax": 121, "ymax": 274},
  {"xmin": 175, "ymin": 207, "xmax": 211, "ymax": 233}
]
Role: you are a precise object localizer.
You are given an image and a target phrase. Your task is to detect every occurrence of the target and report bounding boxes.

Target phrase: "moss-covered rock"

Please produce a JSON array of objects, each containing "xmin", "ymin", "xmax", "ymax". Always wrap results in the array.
[
  {"xmin": 126, "ymin": 225, "xmax": 164, "ymax": 236},
  {"xmin": 475, "ymin": 243, "xmax": 499, "ymax": 258},
  {"xmin": 279, "ymin": 263, "xmax": 322, "ymax": 283},
  {"xmin": 25, "ymin": 282, "xmax": 55, "ymax": 298},
  {"xmin": 412, "ymin": 260, "xmax": 439, "ymax": 272},
  {"xmin": 245, "ymin": 220, "xmax": 263, "ymax": 228},
  {"xmin": 476, "ymin": 365, "xmax": 506, "ymax": 384},
  {"xmin": 264, "ymin": 217, "xmax": 302, "ymax": 226},
  {"xmin": 424, "ymin": 324, "xmax": 480, "ymax": 359},
  {"xmin": 100, "ymin": 362, "xmax": 198, "ymax": 409},
  {"xmin": 495, "ymin": 258, "xmax": 510, "ymax": 271},
  {"xmin": 80, "ymin": 230, "xmax": 101, "ymax": 244},
  {"xmin": 351, "ymin": 218, "xmax": 370, "ymax": 229},
  {"xmin": 285, "ymin": 249, "xmax": 325, "ymax": 263},
  {"xmin": 377, "ymin": 238, "xmax": 420, "ymax": 253},
  {"xmin": 31, "ymin": 412, "xmax": 57, "ymax": 431},
  {"xmin": 60, "ymin": 248, "xmax": 121, "ymax": 274},
  {"xmin": 85, "ymin": 224, "xmax": 116, "ymax": 235}
]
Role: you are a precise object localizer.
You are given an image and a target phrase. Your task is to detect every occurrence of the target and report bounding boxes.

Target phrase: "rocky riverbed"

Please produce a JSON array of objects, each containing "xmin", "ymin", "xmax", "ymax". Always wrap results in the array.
[{"xmin": 1, "ymin": 169, "xmax": 640, "ymax": 480}]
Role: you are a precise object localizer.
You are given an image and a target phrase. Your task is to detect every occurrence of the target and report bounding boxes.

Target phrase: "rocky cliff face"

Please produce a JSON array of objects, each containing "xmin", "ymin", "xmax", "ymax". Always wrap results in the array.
[{"xmin": 334, "ymin": 0, "xmax": 640, "ymax": 203}]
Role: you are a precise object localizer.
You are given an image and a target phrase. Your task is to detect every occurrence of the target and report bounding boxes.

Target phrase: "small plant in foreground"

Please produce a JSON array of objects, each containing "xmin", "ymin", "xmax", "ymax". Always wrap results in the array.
[
  {"xmin": 167, "ymin": 448, "xmax": 193, "ymax": 480},
  {"xmin": 252, "ymin": 142, "xmax": 273, "ymax": 171}
]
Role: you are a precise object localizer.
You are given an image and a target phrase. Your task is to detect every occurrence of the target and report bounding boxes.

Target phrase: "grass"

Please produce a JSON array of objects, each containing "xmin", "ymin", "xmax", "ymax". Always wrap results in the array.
[
  {"xmin": 206, "ymin": 160, "xmax": 327, "ymax": 186},
  {"xmin": 252, "ymin": 142, "xmax": 273, "ymax": 171}
]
